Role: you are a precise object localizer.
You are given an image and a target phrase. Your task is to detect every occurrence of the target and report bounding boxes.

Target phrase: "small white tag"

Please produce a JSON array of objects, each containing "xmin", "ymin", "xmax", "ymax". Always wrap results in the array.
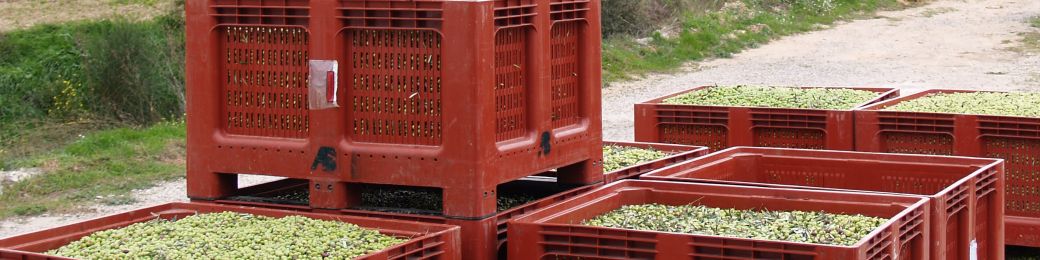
[
  {"xmin": 308, "ymin": 60, "xmax": 339, "ymax": 110},
  {"xmin": 969, "ymin": 239, "xmax": 978, "ymax": 260}
]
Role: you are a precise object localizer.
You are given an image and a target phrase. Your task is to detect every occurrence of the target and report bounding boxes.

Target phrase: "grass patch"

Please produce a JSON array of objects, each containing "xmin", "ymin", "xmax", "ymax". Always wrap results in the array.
[
  {"xmin": 602, "ymin": 0, "xmax": 907, "ymax": 82},
  {"xmin": 0, "ymin": 1, "xmax": 184, "ymax": 128},
  {"xmin": 0, "ymin": 121, "xmax": 186, "ymax": 218},
  {"xmin": 1006, "ymin": 16, "xmax": 1040, "ymax": 54}
]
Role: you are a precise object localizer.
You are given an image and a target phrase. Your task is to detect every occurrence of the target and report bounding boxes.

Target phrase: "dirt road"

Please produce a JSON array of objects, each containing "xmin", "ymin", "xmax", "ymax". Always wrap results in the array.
[
  {"xmin": 604, "ymin": 0, "xmax": 1040, "ymax": 141},
  {"xmin": 3, "ymin": 0, "xmax": 1040, "ymax": 239}
]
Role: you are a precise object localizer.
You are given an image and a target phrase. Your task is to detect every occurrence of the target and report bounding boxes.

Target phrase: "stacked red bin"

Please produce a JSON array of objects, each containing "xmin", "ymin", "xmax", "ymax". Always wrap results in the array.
[{"xmin": 184, "ymin": 0, "xmax": 604, "ymax": 219}]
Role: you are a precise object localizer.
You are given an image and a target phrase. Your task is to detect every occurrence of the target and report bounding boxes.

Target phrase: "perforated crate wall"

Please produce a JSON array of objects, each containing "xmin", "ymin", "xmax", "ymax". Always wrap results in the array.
[
  {"xmin": 346, "ymin": 29, "xmax": 444, "ymax": 145},
  {"xmin": 549, "ymin": 21, "xmax": 581, "ymax": 129},
  {"xmin": 492, "ymin": 0, "xmax": 535, "ymax": 142},
  {"xmin": 221, "ymin": 26, "xmax": 311, "ymax": 138},
  {"xmin": 547, "ymin": 0, "xmax": 588, "ymax": 129}
]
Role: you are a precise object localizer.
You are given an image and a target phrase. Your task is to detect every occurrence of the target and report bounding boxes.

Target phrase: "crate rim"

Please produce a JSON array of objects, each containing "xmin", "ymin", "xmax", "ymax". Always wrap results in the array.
[
  {"xmin": 511, "ymin": 179, "xmax": 931, "ymax": 249},
  {"xmin": 638, "ymin": 85, "xmax": 900, "ymax": 112},
  {"xmin": 857, "ymin": 88, "xmax": 1040, "ymax": 120},
  {"xmin": 640, "ymin": 146, "xmax": 1004, "ymax": 198}
]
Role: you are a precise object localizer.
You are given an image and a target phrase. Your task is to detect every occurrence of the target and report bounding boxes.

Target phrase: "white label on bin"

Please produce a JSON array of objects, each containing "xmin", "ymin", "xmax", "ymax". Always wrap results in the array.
[
  {"xmin": 308, "ymin": 60, "xmax": 339, "ymax": 110},
  {"xmin": 969, "ymin": 239, "xmax": 978, "ymax": 260}
]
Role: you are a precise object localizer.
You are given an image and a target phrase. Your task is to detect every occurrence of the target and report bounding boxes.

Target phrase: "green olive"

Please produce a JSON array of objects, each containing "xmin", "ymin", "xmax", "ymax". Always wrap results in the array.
[
  {"xmin": 583, "ymin": 204, "xmax": 887, "ymax": 246},
  {"xmin": 47, "ymin": 212, "xmax": 407, "ymax": 259},
  {"xmin": 603, "ymin": 145, "xmax": 670, "ymax": 172},
  {"xmin": 884, "ymin": 92, "xmax": 1040, "ymax": 118},
  {"xmin": 662, "ymin": 85, "xmax": 880, "ymax": 110}
]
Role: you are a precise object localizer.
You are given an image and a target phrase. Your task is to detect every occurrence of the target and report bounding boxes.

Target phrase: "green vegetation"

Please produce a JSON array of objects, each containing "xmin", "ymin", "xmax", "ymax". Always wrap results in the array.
[
  {"xmin": 1010, "ymin": 16, "xmax": 1040, "ymax": 53},
  {"xmin": 48, "ymin": 212, "xmax": 405, "ymax": 259},
  {"xmin": 0, "ymin": 121, "xmax": 185, "ymax": 218},
  {"xmin": 584, "ymin": 203, "xmax": 886, "ymax": 246},
  {"xmin": 885, "ymin": 92, "xmax": 1040, "ymax": 118},
  {"xmin": 0, "ymin": 1, "xmax": 185, "ymax": 217},
  {"xmin": 0, "ymin": 3, "xmax": 184, "ymax": 127},
  {"xmin": 602, "ymin": 0, "xmax": 905, "ymax": 82},
  {"xmin": 602, "ymin": 145, "xmax": 669, "ymax": 172},
  {"xmin": 663, "ymin": 85, "xmax": 880, "ymax": 110}
]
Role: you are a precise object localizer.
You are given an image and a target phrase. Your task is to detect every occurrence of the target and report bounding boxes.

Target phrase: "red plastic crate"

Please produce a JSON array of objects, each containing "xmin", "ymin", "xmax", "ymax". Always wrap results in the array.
[
  {"xmin": 508, "ymin": 180, "xmax": 931, "ymax": 259},
  {"xmin": 212, "ymin": 177, "xmax": 599, "ymax": 260},
  {"xmin": 0, "ymin": 202, "xmax": 460, "ymax": 260},
  {"xmin": 185, "ymin": 0, "xmax": 605, "ymax": 218},
  {"xmin": 856, "ymin": 89, "xmax": 1040, "ymax": 247},
  {"xmin": 641, "ymin": 147, "xmax": 1005, "ymax": 260},
  {"xmin": 602, "ymin": 141, "xmax": 709, "ymax": 183},
  {"xmin": 633, "ymin": 86, "xmax": 899, "ymax": 151}
]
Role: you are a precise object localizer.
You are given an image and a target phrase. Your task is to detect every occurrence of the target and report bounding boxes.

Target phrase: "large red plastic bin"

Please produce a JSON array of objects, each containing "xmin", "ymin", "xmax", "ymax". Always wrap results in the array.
[
  {"xmin": 641, "ymin": 147, "xmax": 1004, "ymax": 260},
  {"xmin": 601, "ymin": 141, "xmax": 709, "ymax": 183},
  {"xmin": 633, "ymin": 86, "xmax": 898, "ymax": 151},
  {"xmin": 508, "ymin": 180, "xmax": 931, "ymax": 259},
  {"xmin": 212, "ymin": 177, "xmax": 598, "ymax": 260},
  {"xmin": 185, "ymin": 0, "xmax": 605, "ymax": 218},
  {"xmin": 0, "ymin": 202, "xmax": 460, "ymax": 260},
  {"xmin": 856, "ymin": 89, "xmax": 1040, "ymax": 247}
]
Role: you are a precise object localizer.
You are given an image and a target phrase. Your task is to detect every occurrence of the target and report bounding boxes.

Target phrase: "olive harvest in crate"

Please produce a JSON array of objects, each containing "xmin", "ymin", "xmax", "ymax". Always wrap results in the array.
[
  {"xmin": 601, "ymin": 145, "xmax": 670, "ymax": 172},
  {"xmin": 584, "ymin": 204, "xmax": 886, "ymax": 246},
  {"xmin": 635, "ymin": 85, "xmax": 898, "ymax": 151},
  {"xmin": 47, "ymin": 212, "xmax": 405, "ymax": 259},
  {"xmin": 884, "ymin": 91, "xmax": 1040, "ymax": 117},
  {"xmin": 662, "ymin": 85, "xmax": 882, "ymax": 110}
]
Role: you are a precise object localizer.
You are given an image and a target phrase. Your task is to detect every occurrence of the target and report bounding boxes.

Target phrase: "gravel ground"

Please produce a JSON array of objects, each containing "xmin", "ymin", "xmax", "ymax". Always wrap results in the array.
[
  {"xmin": 2, "ymin": 0, "xmax": 1040, "ymax": 243},
  {"xmin": 604, "ymin": 0, "xmax": 1040, "ymax": 141},
  {"xmin": 0, "ymin": 175, "xmax": 279, "ymax": 238}
]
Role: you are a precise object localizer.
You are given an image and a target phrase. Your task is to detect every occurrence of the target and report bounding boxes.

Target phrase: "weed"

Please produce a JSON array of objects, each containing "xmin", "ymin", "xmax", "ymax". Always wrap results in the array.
[
  {"xmin": 1006, "ymin": 17, "xmax": 1040, "ymax": 54},
  {"xmin": 12, "ymin": 205, "xmax": 47, "ymax": 216},
  {"xmin": 0, "ymin": 3, "xmax": 184, "ymax": 127},
  {"xmin": 920, "ymin": 7, "xmax": 956, "ymax": 18},
  {"xmin": 98, "ymin": 195, "xmax": 138, "ymax": 206}
]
